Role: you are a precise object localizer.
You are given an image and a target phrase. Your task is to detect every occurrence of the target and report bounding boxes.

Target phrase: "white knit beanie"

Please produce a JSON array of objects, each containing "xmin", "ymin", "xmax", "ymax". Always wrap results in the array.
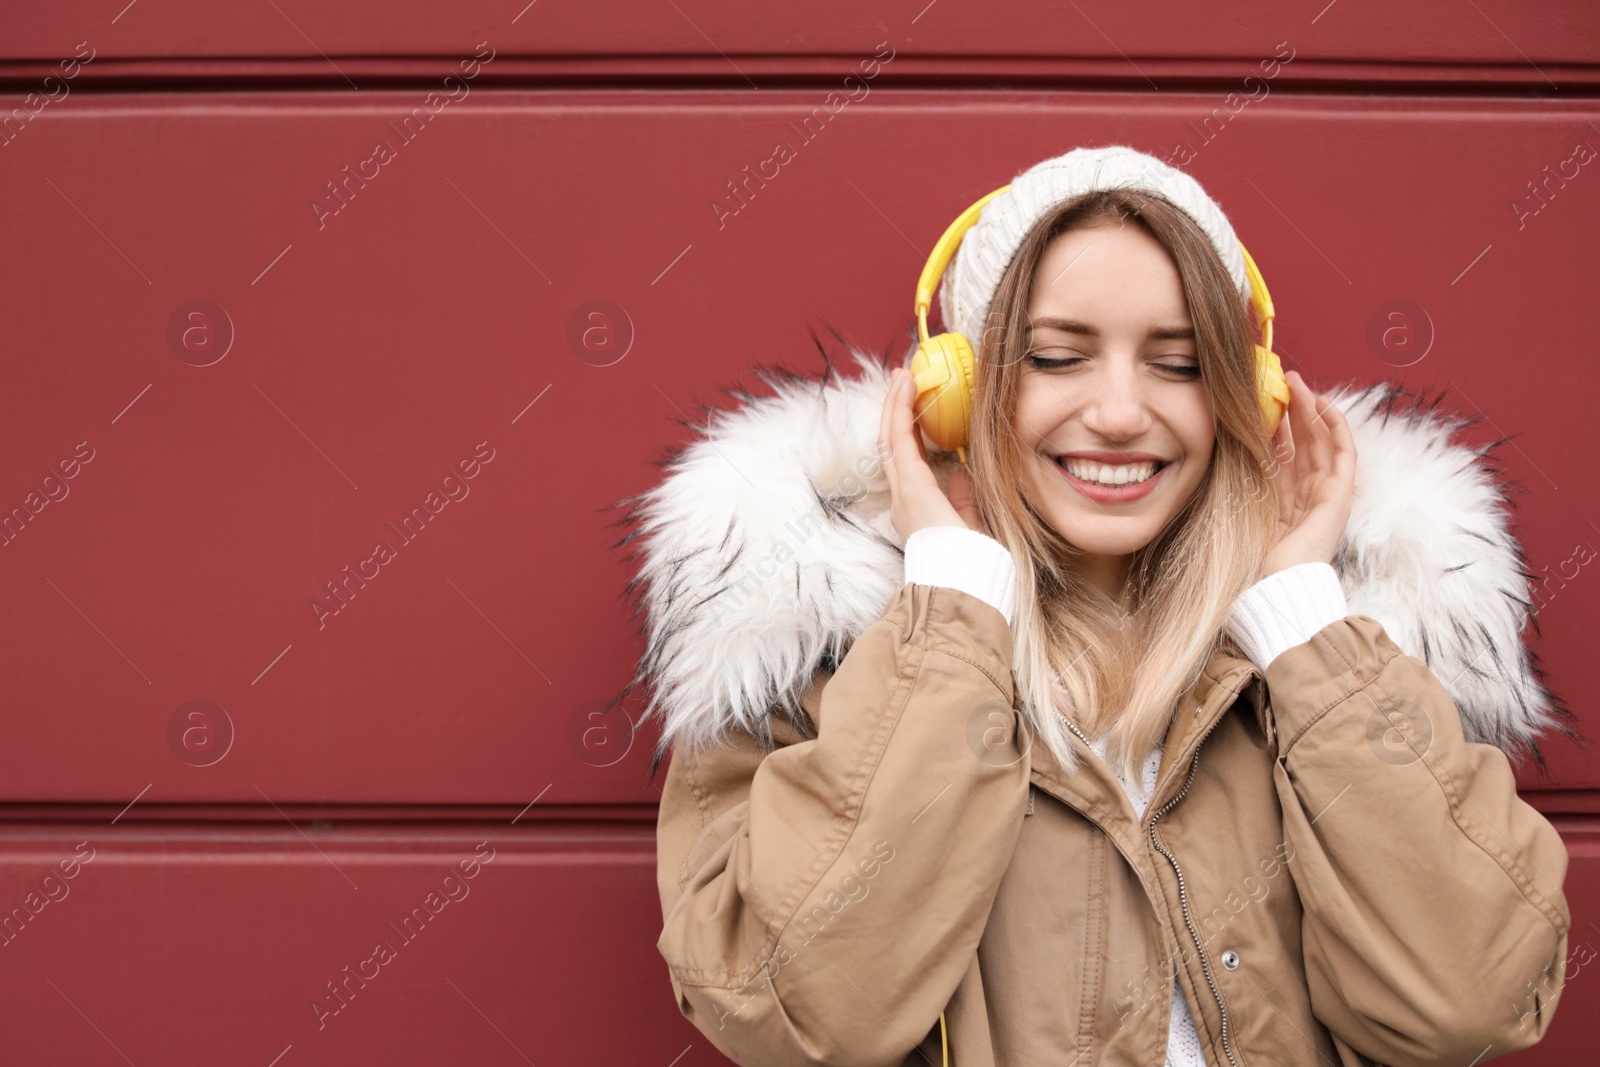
[{"xmin": 937, "ymin": 144, "xmax": 1251, "ymax": 344}]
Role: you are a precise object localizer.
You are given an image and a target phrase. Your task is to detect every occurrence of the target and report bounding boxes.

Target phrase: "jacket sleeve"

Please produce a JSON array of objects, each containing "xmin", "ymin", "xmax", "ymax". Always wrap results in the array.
[
  {"xmin": 1261, "ymin": 611, "xmax": 1572, "ymax": 1067},
  {"xmin": 653, "ymin": 581, "xmax": 1031, "ymax": 1067}
]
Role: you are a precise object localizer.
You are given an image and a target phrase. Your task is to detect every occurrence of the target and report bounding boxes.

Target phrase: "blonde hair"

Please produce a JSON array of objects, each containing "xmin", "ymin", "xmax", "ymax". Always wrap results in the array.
[{"xmin": 964, "ymin": 188, "xmax": 1280, "ymax": 783}]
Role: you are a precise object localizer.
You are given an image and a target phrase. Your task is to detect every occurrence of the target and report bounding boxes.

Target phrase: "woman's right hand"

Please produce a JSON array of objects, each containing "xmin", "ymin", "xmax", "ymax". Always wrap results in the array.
[{"xmin": 878, "ymin": 366, "xmax": 988, "ymax": 540}]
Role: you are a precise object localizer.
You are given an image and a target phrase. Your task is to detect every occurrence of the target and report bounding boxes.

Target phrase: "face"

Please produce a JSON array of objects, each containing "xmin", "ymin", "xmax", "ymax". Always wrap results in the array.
[{"xmin": 1011, "ymin": 219, "xmax": 1216, "ymax": 596}]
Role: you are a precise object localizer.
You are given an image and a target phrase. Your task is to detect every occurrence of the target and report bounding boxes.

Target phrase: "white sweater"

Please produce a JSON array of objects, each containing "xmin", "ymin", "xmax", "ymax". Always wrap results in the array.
[{"xmin": 903, "ymin": 525, "xmax": 1350, "ymax": 1067}]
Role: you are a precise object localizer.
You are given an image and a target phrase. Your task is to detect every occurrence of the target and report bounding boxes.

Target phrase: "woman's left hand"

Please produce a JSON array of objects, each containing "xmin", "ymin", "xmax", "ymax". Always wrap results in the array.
[{"xmin": 1260, "ymin": 369, "xmax": 1358, "ymax": 581}]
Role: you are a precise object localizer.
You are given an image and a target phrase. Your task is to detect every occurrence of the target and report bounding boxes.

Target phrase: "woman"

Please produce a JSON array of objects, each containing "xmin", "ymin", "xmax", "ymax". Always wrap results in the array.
[{"xmin": 624, "ymin": 145, "xmax": 1574, "ymax": 1066}]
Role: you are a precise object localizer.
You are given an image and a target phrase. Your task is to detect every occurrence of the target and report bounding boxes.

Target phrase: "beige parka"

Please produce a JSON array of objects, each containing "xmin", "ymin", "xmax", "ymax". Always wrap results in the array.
[{"xmin": 622, "ymin": 354, "xmax": 1577, "ymax": 1067}]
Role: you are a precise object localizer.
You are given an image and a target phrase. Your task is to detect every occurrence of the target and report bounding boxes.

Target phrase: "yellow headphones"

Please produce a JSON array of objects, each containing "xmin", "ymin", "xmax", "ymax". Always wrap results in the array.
[{"xmin": 911, "ymin": 184, "xmax": 1292, "ymax": 466}]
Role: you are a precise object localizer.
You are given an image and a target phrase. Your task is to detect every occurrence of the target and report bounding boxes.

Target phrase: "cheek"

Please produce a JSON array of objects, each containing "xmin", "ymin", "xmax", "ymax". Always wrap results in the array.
[
  {"xmin": 1174, "ymin": 439, "xmax": 1217, "ymax": 502},
  {"xmin": 1168, "ymin": 395, "xmax": 1216, "ymax": 461},
  {"xmin": 1012, "ymin": 380, "xmax": 1064, "ymax": 446},
  {"xmin": 1007, "ymin": 387, "xmax": 1053, "ymax": 490},
  {"xmin": 1184, "ymin": 426, "xmax": 1216, "ymax": 468}
]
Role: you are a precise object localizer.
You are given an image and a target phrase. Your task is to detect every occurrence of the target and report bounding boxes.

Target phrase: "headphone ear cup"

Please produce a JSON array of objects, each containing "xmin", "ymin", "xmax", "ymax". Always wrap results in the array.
[
  {"xmin": 910, "ymin": 332, "xmax": 977, "ymax": 454},
  {"xmin": 1255, "ymin": 344, "xmax": 1291, "ymax": 437}
]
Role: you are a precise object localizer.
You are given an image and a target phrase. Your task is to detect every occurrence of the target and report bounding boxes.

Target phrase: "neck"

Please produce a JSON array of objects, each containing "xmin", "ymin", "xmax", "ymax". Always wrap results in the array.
[{"xmin": 1074, "ymin": 552, "xmax": 1134, "ymax": 605}]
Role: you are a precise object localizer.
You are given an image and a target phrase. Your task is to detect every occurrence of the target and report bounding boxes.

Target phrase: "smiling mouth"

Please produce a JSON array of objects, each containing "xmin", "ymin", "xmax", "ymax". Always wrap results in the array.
[{"xmin": 1052, "ymin": 456, "xmax": 1169, "ymax": 487}]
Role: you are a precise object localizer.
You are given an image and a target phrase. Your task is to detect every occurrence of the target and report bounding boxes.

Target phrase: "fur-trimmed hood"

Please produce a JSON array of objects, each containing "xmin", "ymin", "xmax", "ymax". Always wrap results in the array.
[{"xmin": 614, "ymin": 338, "xmax": 1578, "ymax": 776}]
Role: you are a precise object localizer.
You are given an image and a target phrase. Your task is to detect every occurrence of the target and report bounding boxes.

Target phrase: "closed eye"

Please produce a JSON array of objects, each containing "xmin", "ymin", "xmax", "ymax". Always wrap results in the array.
[
  {"xmin": 1023, "ymin": 353, "xmax": 1084, "ymax": 370},
  {"xmin": 1024, "ymin": 353, "xmax": 1203, "ymax": 379}
]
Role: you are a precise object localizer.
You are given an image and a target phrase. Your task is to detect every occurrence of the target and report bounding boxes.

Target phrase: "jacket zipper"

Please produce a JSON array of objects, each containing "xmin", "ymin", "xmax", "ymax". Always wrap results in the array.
[{"xmin": 1058, "ymin": 710, "xmax": 1242, "ymax": 1067}]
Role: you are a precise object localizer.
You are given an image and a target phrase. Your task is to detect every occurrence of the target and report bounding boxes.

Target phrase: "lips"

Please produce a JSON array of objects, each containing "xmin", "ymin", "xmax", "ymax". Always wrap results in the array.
[
  {"xmin": 1054, "ymin": 451, "xmax": 1169, "ymax": 464},
  {"xmin": 1050, "ymin": 454, "xmax": 1169, "ymax": 503},
  {"xmin": 1053, "ymin": 455, "xmax": 1168, "ymax": 487}
]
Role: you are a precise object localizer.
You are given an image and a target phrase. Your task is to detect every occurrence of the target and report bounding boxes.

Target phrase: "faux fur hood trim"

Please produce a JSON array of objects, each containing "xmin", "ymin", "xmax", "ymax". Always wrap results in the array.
[{"xmin": 613, "ymin": 337, "xmax": 1578, "ymax": 777}]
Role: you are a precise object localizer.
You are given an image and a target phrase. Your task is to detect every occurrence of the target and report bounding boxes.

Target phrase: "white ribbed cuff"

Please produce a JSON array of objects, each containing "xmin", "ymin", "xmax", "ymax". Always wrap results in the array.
[
  {"xmin": 903, "ymin": 526, "xmax": 1018, "ymax": 627},
  {"xmin": 1225, "ymin": 561, "xmax": 1350, "ymax": 671}
]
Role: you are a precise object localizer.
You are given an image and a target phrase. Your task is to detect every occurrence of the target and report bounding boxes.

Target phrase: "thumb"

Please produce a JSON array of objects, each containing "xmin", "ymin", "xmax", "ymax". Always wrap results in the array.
[{"xmin": 947, "ymin": 466, "xmax": 988, "ymax": 535}]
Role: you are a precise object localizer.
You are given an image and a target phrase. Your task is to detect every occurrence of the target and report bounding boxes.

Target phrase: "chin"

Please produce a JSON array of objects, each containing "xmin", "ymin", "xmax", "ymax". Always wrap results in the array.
[{"xmin": 1046, "ymin": 517, "xmax": 1162, "ymax": 557}]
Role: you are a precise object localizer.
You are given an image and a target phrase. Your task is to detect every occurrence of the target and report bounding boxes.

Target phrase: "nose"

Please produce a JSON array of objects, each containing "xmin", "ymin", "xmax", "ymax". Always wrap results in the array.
[{"xmin": 1079, "ymin": 356, "xmax": 1153, "ymax": 442}]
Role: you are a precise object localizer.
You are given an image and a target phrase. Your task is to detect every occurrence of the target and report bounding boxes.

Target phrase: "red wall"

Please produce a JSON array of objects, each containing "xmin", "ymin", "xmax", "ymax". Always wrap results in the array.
[{"xmin": 0, "ymin": 2, "xmax": 1596, "ymax": 1063}]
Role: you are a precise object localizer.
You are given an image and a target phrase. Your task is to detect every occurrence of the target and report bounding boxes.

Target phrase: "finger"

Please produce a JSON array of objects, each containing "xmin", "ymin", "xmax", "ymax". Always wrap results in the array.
[
  {"xmin": 1324, "ymin": 395, "xmax": 1359, "ymax": 490},
  {"xmin": 1284, "ymin": 370, "xmax": 1319, "ymax": 470},
  {"xmin": 948, "ymin": 466, "xmax": 985, "ymax": 533},
  {"xmin": 1289, "ymin": 369, "xmax": 1319, "ymax": 433},
  {"xmin": 908, "ymin": 385, "xmax": 931, "ymax": 468},
  {"xmin": 1306, "ymin": 391, "xmax": 1335, "ymax": 477},
  {"xmin": 878, "ymin": 369, "xmax": 901, "ymax": 496},
  {"xmin": 889, "ymin": 368, "xmax": 929, "ymax": 499},
  {"xmin": 947, "ymin": 464, "xmax": 968, "ymax": 516},
  {"xmin": 1272, "ymin": 398, "xmax": 1295, "ymax": 473},
  {"xmin": 1289, "ymin": 372, "xmax": 1328, "ymax": 477}
]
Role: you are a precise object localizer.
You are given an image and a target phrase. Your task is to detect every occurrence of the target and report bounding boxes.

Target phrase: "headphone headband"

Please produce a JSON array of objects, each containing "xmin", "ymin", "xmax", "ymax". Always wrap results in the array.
[
  {"xmin": 915, "ymin": 183, "xmax": 1273, "ymax": 344},
  {"xmin": 915, "ymin": 185, "xmax": 1010, "ymax": 342},
  {"xmin": 1239, "ymin": 242, "xmax": 1275, "ymax": 353}
]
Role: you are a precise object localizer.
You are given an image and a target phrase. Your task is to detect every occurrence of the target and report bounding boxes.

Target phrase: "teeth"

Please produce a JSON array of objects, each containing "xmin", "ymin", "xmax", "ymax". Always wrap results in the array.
[{"xmin": 1060, "ymin": 459, "xmax": 1159, "ymax": 486}]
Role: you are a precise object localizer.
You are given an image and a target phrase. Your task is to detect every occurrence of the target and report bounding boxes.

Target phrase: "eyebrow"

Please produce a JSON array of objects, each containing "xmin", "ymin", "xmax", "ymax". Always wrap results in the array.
[{"xmin": 1028, "ymin": 317, "xmax": 1195, "ymax": 341}]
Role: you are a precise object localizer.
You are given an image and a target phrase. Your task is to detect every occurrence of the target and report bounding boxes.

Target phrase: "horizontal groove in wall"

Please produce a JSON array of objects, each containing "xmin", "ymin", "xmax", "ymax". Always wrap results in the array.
[
  {"xmin": 0, "ymin": 800, "xmax": 1590, "ymax": 825},
  {"xmin": 0, "ymin": 803, "xmax": 664, "ymax": 825},
  {"xmin": 0, "ymin": 826, "xmax": 657, "ymax": 855},
  {"xmin": 0, "ymin": 57, "xmax": 1596, "ymax": 94}
]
